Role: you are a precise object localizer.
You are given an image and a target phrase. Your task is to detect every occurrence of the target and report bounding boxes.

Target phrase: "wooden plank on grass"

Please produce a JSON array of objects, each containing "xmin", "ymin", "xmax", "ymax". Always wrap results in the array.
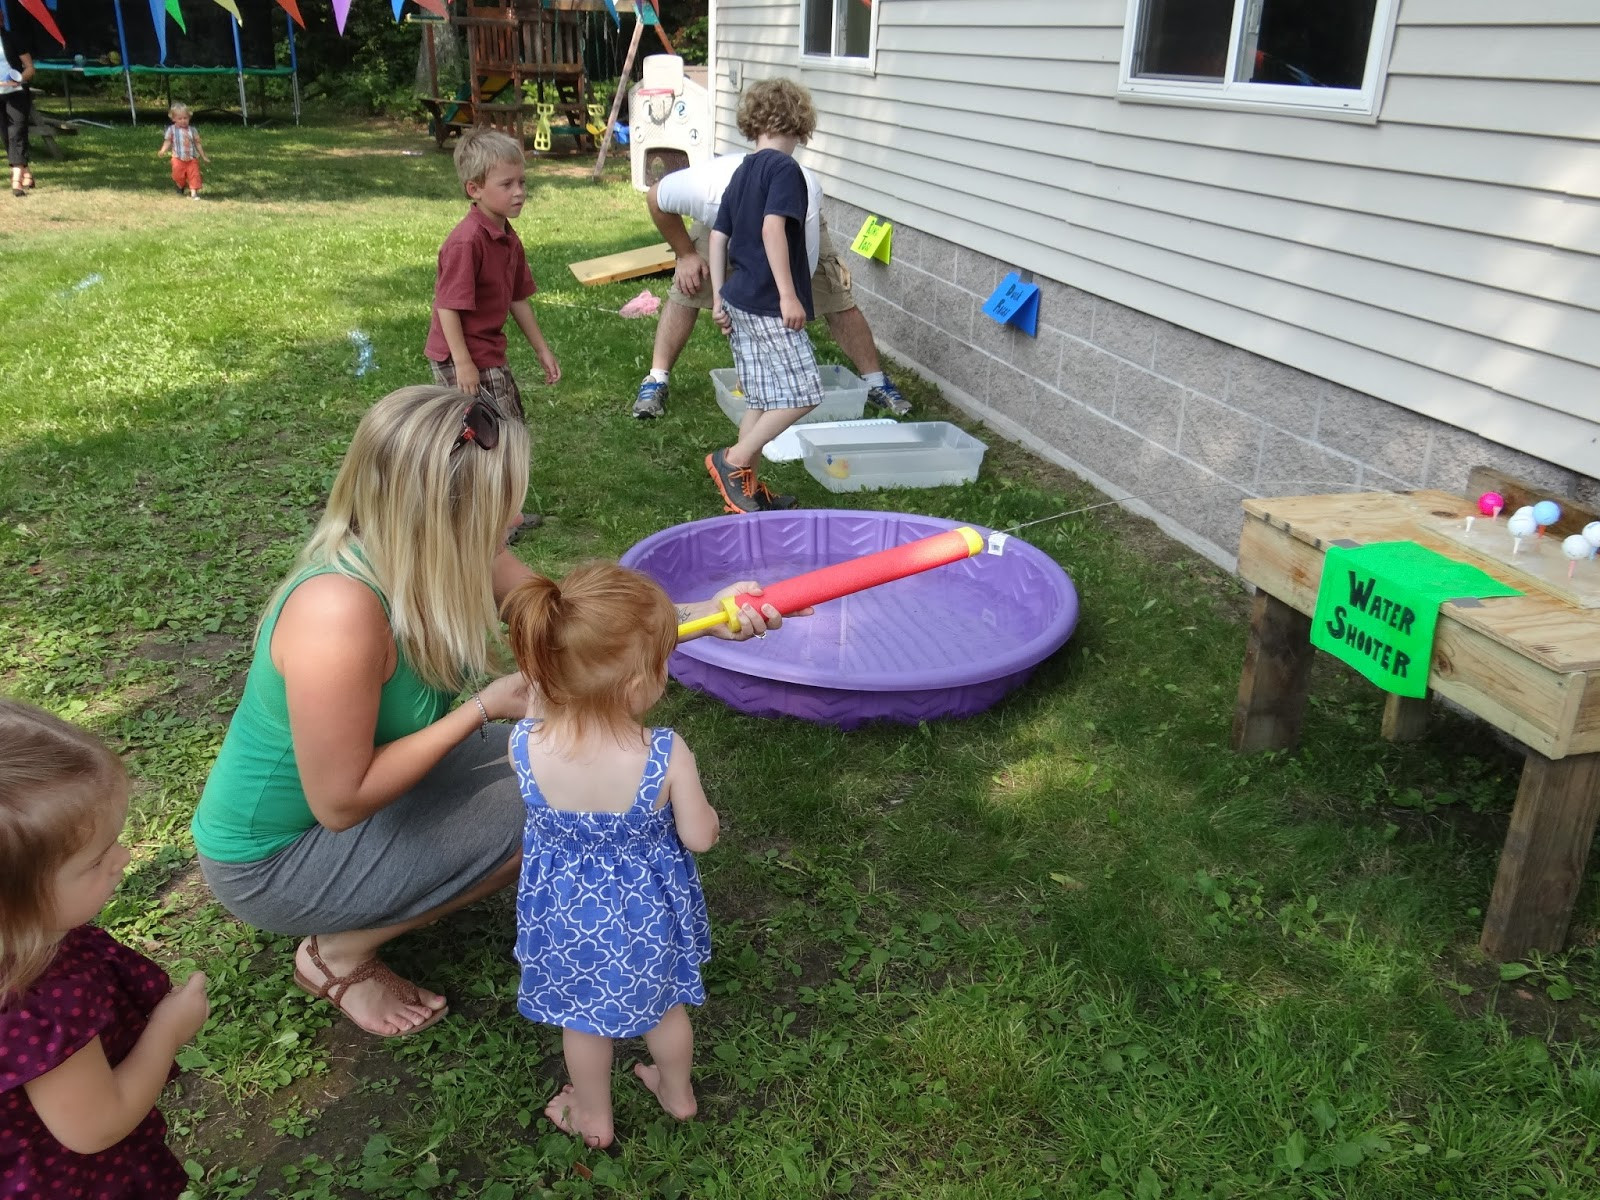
[{"xmin": 568, "ymin": 242, "xmax": 675, "ymax": 286}]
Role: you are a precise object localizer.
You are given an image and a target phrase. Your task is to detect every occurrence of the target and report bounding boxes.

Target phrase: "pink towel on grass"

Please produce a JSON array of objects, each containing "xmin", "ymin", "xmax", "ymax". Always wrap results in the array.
[{"xmin": 618, "ymin": 289, "xmax": 662, "ymax": 318}]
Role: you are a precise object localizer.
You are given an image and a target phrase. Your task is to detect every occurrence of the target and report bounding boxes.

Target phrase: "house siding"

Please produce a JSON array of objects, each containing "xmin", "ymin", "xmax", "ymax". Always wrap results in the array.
[{"xmin": 712, "ymin": 0, "xmax": 1599, "ymax": 564}]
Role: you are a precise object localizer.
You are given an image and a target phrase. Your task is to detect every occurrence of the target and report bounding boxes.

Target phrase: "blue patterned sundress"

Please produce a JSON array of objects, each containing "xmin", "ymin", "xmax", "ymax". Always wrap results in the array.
[{"xmin": 511, "ymin": 721, "xmax": 712, "ymax": 1038}]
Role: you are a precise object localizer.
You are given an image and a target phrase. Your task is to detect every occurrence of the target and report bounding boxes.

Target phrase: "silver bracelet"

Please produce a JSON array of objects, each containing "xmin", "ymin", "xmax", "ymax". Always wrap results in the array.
[{"xmin": 472, "ymin": 693, "xmax": 490, "ymax": 740}]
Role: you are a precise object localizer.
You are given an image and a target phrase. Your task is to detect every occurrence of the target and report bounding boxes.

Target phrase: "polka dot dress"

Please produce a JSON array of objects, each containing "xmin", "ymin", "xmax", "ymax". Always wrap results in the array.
[
  {"xmin": 1, "ymin": 926, "xmax": 187, "ymax": 1198},
  {"xmin": 512, "ymin": 723, "xmax": 712, "ymax": 1039}
]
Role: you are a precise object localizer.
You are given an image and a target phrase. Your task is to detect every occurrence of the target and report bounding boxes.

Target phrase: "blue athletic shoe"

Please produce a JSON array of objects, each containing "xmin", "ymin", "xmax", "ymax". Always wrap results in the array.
[
  {"xmin": 866, "ymin": 376, "xmax": 911, "ymax": 416},
  {"xmin": 633, "ymin": 376, "xmax": 669, "ymax": 419}
]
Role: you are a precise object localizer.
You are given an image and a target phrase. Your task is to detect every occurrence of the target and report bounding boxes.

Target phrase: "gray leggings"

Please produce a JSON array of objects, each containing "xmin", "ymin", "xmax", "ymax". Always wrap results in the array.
[{"xmin": 198, "ymin": 724, "xmax": 523, "ymax": 935}]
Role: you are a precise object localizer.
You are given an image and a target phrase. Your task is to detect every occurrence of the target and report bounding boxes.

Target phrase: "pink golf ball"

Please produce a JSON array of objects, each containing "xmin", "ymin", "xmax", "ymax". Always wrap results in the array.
[{"xmin": 1477, "ymin": 491, "xmax": 1505, "ymax": 516}]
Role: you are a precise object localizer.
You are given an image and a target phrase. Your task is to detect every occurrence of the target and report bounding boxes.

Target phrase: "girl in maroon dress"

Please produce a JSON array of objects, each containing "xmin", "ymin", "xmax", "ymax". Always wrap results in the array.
[{"xmin": 1, "ymin": 699, "xmax": 210, "ymax": 1198}]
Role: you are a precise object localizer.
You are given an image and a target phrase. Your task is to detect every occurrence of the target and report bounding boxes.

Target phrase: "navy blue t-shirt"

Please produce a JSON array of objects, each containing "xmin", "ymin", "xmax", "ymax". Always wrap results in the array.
[{"xmin": 712, "ymin": 149, "xmax": 814, "ymax": 321}]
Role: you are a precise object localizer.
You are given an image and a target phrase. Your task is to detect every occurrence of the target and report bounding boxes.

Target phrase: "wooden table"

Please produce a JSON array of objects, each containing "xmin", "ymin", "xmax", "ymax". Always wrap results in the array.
[{"xmin": 1232, "ymin": 490, "xmax": 1600, "ymax": 961}]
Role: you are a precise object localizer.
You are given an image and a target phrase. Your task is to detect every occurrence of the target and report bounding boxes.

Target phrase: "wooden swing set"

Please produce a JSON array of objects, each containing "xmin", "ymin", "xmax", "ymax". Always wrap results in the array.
[{"xmin": 417, "ymin": 0, "xmax": 673, "ymax": 157}]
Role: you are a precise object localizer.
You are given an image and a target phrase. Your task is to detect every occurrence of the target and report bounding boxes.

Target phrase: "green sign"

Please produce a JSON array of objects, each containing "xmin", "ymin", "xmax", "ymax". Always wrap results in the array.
[{"xmin": 1310, "ymin": 541, "xmax": 1521, "ymax": 697}]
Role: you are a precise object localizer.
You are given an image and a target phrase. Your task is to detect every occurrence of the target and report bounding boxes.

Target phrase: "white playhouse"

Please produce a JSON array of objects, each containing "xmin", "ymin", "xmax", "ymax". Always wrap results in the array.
[{"xmin": 629, "ymin": 54, "xmax": 712, "ymax": 192}]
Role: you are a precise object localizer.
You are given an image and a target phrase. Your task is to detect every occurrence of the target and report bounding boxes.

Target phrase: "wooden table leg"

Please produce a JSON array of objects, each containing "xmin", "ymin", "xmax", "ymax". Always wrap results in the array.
[
  {"xmin": 1479, "ymin": 750, "xmax": 1600, "ymax": 961},
  {"xmin": 1381, "ymin": 694, "xmax": 1430, "ymax": 742},
  {"xmin": 1231, "ymin": 591, "xmax": 1315, "ymax": 753}
]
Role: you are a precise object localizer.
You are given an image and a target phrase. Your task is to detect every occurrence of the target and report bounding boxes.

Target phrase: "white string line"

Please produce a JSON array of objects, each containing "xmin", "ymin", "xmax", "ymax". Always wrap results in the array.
[{"xmin": 998, "ymin": 480, "xmax": 1404, "ymax": 537}]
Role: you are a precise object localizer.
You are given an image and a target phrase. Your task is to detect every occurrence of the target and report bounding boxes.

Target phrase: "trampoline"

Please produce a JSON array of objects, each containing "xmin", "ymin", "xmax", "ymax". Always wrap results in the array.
[
  {"xmin": 33, "ymin": 60, "xmax": 300, "ymax": 125},
  {"xmin": 23, "ymin": 0, "xmax": 300, "ymax": 126},
  {"xmin": 622, "ymin": 510, "xmax": 1079, "ymax": 729}
]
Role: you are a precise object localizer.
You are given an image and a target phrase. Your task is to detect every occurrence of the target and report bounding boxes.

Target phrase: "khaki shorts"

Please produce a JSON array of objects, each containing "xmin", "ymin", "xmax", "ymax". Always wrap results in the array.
[{"xmin": 668, "ymin": 217, "xmax": 855, "ymax": 318}]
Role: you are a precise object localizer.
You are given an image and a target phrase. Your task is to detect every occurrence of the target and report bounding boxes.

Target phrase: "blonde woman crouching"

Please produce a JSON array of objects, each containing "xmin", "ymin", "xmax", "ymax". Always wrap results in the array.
[{"xmin": 191, "ymin": 386, "xmax": 781, "ymax": 1037}]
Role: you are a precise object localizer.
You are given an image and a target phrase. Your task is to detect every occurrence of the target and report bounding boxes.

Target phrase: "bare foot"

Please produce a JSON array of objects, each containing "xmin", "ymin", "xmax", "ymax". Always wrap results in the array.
[
  {"xmin": 293, "ymin": 937, "xmax": 446, "ymax": 1037},
  {"xmin": 544, "ymin": 1084, "xmax": 614, "ymax": 1148},
  {"xmin": 632, "ymin": 1062, "xmax": 698, "ymax": 1120}
]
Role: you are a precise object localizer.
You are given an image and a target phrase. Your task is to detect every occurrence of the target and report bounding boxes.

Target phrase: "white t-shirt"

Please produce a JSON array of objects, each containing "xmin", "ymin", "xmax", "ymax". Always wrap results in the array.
[
  {"xmin": 654, "ymin": 153, "xmax": 823, "ymax": 273},
  {"xmin": 0, "ymin": 31, "xmax": 22, "ymax": 94}
]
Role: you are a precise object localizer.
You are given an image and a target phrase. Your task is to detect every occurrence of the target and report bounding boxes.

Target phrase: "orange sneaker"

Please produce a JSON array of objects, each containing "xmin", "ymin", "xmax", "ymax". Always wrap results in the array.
[
  {"xmin": 706, "ymin": 449, "xmax": 762, "ymax": 514},
  {"xmin": 750, "ymin": 478, "xmax": 798, "ymax": 510}
]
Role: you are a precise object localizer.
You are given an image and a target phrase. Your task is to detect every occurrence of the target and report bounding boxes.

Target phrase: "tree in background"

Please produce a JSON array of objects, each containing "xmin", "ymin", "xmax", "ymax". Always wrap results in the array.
[{"xmin": 290, "ymin": 3, "xmax": 426, "ymax": 114}]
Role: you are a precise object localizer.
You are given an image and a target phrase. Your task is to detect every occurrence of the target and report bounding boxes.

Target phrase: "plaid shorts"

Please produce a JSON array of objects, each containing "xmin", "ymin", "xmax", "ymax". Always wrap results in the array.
[
  {"xmin": 427, "ymin": 359, "xmax": 524, "ymax": 420},
  {"xmin": 724, "ymin": 304, "xmax": 825, "ymax": 412},
  {"xmin": 670, "ymin": 221, "xmax": 855, "ymax": 318}
]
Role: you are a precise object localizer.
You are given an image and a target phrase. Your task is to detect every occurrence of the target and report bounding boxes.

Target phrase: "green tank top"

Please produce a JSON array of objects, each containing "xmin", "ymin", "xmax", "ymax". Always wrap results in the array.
[{"xmin": 191, "ymin": 567, "xmax": 455, "ymax": 863}]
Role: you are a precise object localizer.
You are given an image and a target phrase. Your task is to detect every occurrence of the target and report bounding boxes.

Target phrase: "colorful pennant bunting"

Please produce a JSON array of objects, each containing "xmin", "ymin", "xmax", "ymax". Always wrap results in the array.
[
  {"xmin": 332, "ymin": 0, "xmax": 350, "ymax": 34},
  {"xmin": 148, "ymin": 0, "xmax": 168, "ymax": 60},
  {"xmin": 274, "ymin": 0, "xmax": 303, "ymax": 28},
  {"xmin": 391, "ymin": 0, "xmax": 405, "ymax": 18},
  {"xmin": 18, "ymin": 0, "xmax": 66, "ymax": 45},
  {"xmin": 166, "ymin": 0, "xmax": 187, "ymax": 32},
  {"xmin": 211, "ymin": 0, "xmax": 242, "ymax": 22},
  {"xmin": 414, "ymin": 0, "xmax": 449, "ymax": 15}
]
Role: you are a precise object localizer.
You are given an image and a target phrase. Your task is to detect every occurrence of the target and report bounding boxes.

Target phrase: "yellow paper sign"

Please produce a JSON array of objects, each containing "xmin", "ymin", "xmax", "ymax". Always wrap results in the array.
[{"xmin": 851, "ymin": 215, "xmax": 892, "ymax": 263}]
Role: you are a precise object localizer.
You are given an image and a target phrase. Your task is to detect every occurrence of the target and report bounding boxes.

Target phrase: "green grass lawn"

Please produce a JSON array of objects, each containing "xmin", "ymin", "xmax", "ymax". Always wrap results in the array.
[{"xmin": 3, "ymin": 114, "xmax": 1598, "ymax": 1200}]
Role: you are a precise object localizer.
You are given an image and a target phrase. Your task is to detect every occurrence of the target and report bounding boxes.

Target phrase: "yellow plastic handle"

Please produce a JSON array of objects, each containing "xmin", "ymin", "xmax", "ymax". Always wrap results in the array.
[{"xmin": 675, "ymin": 595, "xmax": 740, "ymax": 640}]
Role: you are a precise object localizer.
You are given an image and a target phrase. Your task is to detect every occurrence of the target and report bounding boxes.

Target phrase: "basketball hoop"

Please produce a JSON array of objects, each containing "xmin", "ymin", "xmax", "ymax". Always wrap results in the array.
[{"xmin": 636, "ymin": 86, "xmax": 676, "ymax": 127}]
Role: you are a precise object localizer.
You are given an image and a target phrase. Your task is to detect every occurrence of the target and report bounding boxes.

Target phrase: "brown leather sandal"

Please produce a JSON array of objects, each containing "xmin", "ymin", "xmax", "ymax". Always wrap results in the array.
[{"xmin": 291, "ymin": 935, "xmax": 449, "ymax": 1038}]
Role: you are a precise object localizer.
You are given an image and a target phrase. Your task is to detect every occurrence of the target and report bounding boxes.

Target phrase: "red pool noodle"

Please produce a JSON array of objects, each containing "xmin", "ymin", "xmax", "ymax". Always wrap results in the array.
[{"xmin": 731, "ymin": 527, "xmax": 983, "ymax": 617}]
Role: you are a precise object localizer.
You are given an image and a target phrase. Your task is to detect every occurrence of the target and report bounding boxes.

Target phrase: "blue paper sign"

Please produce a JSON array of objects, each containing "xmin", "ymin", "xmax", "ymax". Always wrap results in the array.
[{"xmin": 982, "ymin": 272, "xmax": 1040, "ymax": 337}]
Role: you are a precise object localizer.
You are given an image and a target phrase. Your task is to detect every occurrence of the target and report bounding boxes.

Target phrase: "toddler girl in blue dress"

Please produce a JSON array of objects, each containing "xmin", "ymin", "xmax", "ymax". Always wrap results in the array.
[{"xmin": 502, "ymin": 562, "xmax": 719, "ymax": 1150}]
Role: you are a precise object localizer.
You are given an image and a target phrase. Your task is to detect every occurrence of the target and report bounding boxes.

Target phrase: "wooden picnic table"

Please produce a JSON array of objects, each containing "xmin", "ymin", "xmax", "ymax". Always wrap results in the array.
[
  {"xmin": 28, "ymin": 110, "xmax": 77, "ymax": 159},
  {"xmin": 1231, "ymin": 489, "xmax": 1600, "ymax": 962}
]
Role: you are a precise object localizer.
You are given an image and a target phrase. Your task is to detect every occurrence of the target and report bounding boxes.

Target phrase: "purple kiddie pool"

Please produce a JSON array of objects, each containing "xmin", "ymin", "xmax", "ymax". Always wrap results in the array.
[{"xmin": 621, "ymin": 510, "xmax": 1079, "ymax": 728}]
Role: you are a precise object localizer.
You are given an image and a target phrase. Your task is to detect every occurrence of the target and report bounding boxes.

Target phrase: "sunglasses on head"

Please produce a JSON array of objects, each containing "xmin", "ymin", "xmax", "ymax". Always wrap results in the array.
[{"xmin": 452, "ymin": 399, "xmax": 501, "ymax": 452}]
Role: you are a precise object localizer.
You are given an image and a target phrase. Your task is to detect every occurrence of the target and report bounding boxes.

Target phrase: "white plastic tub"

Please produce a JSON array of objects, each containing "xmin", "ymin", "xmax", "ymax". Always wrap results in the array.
[
  {"xmin": 711, "ymin": 364, "xmax": 869, "ymax": 426},
  {"xmin": 794, "ymin": 421, "xmax": 988, "ymax": 493}
]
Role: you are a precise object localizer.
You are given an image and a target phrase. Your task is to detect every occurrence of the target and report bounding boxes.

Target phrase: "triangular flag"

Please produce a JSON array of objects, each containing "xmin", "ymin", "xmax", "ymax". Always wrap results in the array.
[
  {"xmin": 273, "ymin": 0, "xmax": 302, "ymax": 28},
  {"xmin": 332, "ymin": 0, "xmax": 351, "ymax": 35},
  {"xmin": 414, "ymin": 0, "xmax": 449, "ymax": 15},
  {"xmin": 148, "ymin": 0, "xmax": 168, "ymax": 61},
  {"xmin": 212, "ymin": 0, "xmax": 241, "ymax": 22},
  {"xmin": 391, "ymin": 0, "xmax": 405, "ymax": 18},
  {"xmin": 166, "ymin": 0, "xmax": 187, "ymax": 33},
  {"xmin": 18, "ymin": 0, "xmax": 66, "ymax": 45}
]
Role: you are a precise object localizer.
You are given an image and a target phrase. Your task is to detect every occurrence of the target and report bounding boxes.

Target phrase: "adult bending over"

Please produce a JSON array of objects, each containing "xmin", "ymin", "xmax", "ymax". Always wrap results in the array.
[
  {"xmin": 630, "ymin": 154, "xmax": 911, "ymax": 420},
  {"xmin": 191, "ymin": 386, "xmax": 781, "ymax": 1037}
]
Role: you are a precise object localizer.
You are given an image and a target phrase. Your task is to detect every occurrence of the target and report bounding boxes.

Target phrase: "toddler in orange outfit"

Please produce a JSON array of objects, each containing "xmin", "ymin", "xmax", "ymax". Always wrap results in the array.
[{"xmin": 157, "ymin": 102, "xmax": 209, "ymax": 199}]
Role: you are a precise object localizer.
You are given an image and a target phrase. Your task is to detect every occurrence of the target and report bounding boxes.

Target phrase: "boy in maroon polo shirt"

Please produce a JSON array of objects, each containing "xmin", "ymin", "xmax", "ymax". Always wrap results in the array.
[{"xmin": 425, "ymin": 129, "xmax": 559, "ymax": 535}]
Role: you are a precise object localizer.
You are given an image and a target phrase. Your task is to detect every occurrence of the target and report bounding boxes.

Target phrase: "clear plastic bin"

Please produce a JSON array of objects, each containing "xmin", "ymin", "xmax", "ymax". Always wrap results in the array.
[
  {"xmin": 795, "ymin": 421, "xmax": 988, "ymax": 493},
  {"xmin": 712, "ymin": 364, "xmax": 868, "ymax": 426}
]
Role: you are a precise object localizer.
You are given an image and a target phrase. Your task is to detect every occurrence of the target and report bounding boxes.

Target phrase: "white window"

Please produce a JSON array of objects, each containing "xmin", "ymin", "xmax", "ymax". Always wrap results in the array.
[
  {"xmin": 800, "ymin": 0, "xmax": 878, "ymax": 71},
  {"xmin": 1118, "ymin": 0, "xmax": 1399, "ymax": 118}
]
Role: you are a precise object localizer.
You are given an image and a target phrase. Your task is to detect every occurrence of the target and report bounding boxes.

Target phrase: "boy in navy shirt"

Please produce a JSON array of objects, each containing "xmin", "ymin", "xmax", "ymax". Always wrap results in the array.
[{"xmin": 706, "ymin": 80, "xmax": 823, "ymax": 513}]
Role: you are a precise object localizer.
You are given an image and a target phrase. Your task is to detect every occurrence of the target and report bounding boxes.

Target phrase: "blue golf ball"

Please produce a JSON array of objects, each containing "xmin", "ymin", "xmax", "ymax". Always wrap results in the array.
[{"xmin": 1532, "ymin": 500, "xmax": 1562, "ymax": 527}]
